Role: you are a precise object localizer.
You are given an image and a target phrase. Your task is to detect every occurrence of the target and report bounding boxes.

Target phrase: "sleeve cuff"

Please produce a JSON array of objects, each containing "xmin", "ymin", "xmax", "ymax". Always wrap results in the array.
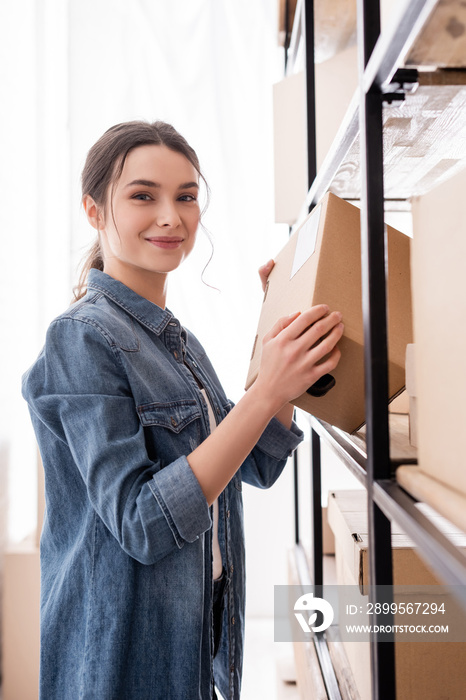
[
  {"xmin": 255, "ymin": 417, "xmax": 304, "ymax": 461},
  {"xmin": 149, "ymin": 456, "xmax": 211, "ymax": 548}
]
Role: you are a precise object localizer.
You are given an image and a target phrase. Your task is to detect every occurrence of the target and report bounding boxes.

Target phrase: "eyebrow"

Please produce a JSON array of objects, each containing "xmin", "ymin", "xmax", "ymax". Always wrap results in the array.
[{"xmin": 125, "ymin": 179, "xmax": 199, "ymax": 190}]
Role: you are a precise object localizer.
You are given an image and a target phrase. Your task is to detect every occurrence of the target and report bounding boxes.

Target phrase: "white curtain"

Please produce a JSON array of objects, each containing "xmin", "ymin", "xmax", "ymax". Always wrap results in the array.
[{"xmin": 1, "ymin": 0, "xmax": 291, "ymax": 581}]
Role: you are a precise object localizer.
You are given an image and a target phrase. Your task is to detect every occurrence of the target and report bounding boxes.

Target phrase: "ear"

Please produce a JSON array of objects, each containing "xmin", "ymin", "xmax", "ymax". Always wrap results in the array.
[{"xmin": 83, "ymin": 195, "xmax": 105, "ymax": 231}]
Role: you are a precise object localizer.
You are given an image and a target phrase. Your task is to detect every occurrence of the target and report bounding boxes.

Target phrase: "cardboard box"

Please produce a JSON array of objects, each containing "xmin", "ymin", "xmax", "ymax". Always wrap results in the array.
[
  {"xmin": 388, "ymin": 389, "xmax": 409, "ymax": 414},
  {"xmin": 405, "ymin": 343, "xmax": 418, "ymax": 447},
  {"xmin": 328, "ymin": 489, "xmax": 466, "ymax": 700},
  {"xmin": 272, "ymin": 71, "xmax": 308, "ymax": 225},
  {"xmin": 273, "ymin": 45, "xmax": 358, "ymax": 224},
  {"xmin": 2, "ymin": 539, "xmax": 40, "ymax": 700},
  {"xmin": 246, "ymin": 192, "xmax": 413, "ymax": 433},
  {"xmin": 411, "ymin": 170, "xmax": 466, "ymax": 497}
]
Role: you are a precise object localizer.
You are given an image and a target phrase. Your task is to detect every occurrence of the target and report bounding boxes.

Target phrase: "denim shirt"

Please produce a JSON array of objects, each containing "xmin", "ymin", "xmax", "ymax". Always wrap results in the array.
[{"xmin": 22, "ymin": 269, "xmax": 303, "ymax": 700}]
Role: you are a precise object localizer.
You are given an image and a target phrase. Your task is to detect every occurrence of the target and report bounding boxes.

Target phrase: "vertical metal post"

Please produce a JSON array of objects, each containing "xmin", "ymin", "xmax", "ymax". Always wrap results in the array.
[
  {"xmin": 310, "ymin": 428, "xmax": 323, "ymax": 589},
  {"xmin": 293, "ymin": 450, "xmax": 300, "ymax": 544},
  {"xmin": 284, "ymin": 0, "xmax": 290, "ymax": 72},
  {"xmin": 293, "ymin": 0, "xmax": 317, "ymax": 554},
  {"xmin": 303, "ymin": 0, "xmax": 317, "ymax": 192},
  {"xmin": 357, "ymin": 0, "xmax": 396, "ymax": 698}
]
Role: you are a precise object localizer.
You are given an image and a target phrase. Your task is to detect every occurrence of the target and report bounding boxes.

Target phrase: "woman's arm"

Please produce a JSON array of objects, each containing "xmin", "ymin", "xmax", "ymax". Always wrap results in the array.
[{"xmin": 187, "ymin": 305, "xmax": 343, "ymax": 505}]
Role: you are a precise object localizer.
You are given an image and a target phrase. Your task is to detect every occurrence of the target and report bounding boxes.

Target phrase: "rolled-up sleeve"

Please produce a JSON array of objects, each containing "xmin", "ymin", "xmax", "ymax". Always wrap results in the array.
[
  {"xmin": 149, "ymin": 456, "xmax": 211, "ymax": 547},
  {"xmin": 22, "ymin": 317, "xmax": 211, "ymax": 565},
  {"xmin": 255, "ymin": 416, "xmax": 303, "ymax": 460},
  {"xmin": 240, "ymin": 415, "xmax": 304, "ymax": 489}
]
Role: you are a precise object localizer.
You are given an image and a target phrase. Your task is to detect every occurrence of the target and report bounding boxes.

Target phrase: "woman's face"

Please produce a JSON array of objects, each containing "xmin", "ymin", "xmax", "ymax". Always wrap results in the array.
[{"xmin": 98, "ymin": 144, "xmax": 201, "ymax": 287}]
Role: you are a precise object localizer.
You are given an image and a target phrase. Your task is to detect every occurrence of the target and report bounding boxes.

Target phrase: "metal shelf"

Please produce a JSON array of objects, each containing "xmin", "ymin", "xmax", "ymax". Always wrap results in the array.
[
  {"xmin": 286, "ymin": 1, "xmax": 466, "ymax": 698},
  {"xmin": 310, "ymin": 417, "xmax": 367, "ymax": 486},
  {"xmin": 373, "ymin": 481, "xmax": 466, "ymax": 599},
  {"xmin": 301, "ymin": 0, "xmax": 466, "ymax": 210}
]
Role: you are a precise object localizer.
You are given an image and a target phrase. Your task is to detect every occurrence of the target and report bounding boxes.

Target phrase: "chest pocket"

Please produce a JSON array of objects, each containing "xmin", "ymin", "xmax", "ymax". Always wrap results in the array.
[
  {"xmin": 137, "ymin": 399, "xmax": 201, "ymax": 433},
  {"xmin": 137, "ymin": 399, "xmax": 202, "ymax": 461}
]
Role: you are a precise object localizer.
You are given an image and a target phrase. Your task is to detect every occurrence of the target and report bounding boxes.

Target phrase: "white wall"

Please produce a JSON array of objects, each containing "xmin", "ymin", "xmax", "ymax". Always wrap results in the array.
[{"xmin": 1, "ymin": 0, "xmax": 297, "ymax": 619}]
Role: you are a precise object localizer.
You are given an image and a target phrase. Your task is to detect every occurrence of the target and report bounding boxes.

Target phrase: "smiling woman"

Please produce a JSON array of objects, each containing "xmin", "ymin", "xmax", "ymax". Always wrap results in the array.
[
  {"xmin": 83, "ymin": 144, "xmax": 201, "ymax": 307},
  {"xmin": 21, "ymin": 119, "xmax": 343, "ymax": 699}
]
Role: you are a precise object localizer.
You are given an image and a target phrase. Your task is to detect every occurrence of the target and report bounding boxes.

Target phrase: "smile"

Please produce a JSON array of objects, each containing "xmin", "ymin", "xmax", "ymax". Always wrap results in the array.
[{"xmin": 145, "ymin": 237, "xmax": 184, "ymax": 249}]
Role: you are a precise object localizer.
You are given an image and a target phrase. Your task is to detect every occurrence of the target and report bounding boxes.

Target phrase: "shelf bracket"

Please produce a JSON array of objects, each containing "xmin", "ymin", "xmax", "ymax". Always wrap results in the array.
[{"xmin": 382, "ymin": 67, "xmax": 419, "ymax": 104}]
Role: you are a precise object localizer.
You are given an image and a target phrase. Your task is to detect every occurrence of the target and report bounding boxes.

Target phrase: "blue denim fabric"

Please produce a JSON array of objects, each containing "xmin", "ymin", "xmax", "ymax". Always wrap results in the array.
[{"xmin": 22, "ymin": 269, "xmax": 303, "ymax": 700}]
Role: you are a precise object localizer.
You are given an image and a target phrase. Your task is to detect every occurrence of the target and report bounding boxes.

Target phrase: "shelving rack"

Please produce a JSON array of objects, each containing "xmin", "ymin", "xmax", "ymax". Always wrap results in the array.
[{"xmin": 284, "ymin": 1, "xmax": 466, "ymax": 698}]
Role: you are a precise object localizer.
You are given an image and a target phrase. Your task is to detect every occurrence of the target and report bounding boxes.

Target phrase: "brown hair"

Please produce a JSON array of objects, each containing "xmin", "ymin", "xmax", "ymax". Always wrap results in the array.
[{"xmin": 74, "ymin": 120, "xmax": 208, "ymax": 301}]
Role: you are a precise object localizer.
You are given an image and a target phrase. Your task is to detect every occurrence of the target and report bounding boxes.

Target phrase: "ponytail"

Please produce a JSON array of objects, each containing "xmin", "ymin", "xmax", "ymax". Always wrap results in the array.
[{"xmin": 72, "ymin": 238, "xmax": 104, "ymax": 302}]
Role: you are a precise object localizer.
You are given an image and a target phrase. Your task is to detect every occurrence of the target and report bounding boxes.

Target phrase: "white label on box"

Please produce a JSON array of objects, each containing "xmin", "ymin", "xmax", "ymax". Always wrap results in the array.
[{"xmin": 290, "ymin": 204, "xmax": 321, "ymax": 279}]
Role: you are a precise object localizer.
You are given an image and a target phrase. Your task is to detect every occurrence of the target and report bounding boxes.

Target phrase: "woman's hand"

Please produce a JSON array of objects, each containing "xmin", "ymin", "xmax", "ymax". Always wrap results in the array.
[
  {"xmin": 258, "ymin": 259, "xmax": 275, "ymax": 293},
  {"xmin": 254, "ymin": 305, "xmax": 344, "ymax": 414},
  {"xmin": 256, "ymin": 259, "xmax": 343, "ymax": 417}
]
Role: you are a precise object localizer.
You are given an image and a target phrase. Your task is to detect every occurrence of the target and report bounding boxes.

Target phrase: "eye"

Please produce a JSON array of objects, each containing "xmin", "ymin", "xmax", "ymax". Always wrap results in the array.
[
  {"xmin": 178, "ymin": 194, "xmax": 197, "ymax": 202},
  {"xmin": 132, "ymin": 193, "xmax": 152, "ymax": 201}
]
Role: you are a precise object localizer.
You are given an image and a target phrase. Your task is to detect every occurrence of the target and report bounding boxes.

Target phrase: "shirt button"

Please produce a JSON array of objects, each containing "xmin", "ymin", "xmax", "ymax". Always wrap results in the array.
[
  {"xmin": 227, "ymin": 510, "xmax": 230, "ymax": 518},
  {"xmin": 230, "ymin": 564, "xmax": 234, "ymax": 574},
  {"xmin": 173, "ymin": 351, "xmax": 179, "ymax": 359},
  {"xmin": 171, "ymin": 417, "xmax": 177, "ymax": 427},
  {"xmin": 231, "ymin": 616, "xmax": 235, "ymax": 625}
]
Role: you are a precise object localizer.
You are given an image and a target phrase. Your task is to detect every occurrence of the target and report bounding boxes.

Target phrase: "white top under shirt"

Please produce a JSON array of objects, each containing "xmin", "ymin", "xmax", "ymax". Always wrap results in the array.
[{"xmin": 200, "ymin": 388, "xmax": 223, "ymax": 580}]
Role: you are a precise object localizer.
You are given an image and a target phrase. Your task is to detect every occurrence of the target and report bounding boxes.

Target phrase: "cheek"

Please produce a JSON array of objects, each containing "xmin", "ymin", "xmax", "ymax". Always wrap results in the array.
[
  {"xmin": 105, "ymin": 210, "xmax": 149, "ymax": 251},
  {"xmin": 188, "ymin": 209, "xmax": 201, "ymax": 236}
]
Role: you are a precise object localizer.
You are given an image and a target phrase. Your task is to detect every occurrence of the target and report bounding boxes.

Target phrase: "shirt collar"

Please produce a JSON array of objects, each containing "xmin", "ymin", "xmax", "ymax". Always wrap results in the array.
[{"xmin": 86, "ymin": 268, "xmax": 174, "ymax": 336}]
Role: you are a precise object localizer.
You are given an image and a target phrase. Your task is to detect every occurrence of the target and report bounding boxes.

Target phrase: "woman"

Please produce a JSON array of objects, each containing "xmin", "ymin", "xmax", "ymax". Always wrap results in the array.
[{"xmin": 22, "ymin": 120, "xmax": 343, "ymax": 699}]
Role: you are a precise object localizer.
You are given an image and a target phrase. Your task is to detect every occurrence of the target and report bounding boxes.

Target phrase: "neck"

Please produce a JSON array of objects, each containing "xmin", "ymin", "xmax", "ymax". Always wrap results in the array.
[{"xmin": 103, "ymin": 261, "xmax": 168, "ymax": 308}]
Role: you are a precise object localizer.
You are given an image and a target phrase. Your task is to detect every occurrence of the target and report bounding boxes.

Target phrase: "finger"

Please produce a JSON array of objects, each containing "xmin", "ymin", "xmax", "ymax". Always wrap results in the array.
[
  {"xmin": 301, "ymin": 311, "xmax": 343, "ymax": 348},
  {"xmin": 282, "ymin": 304, "xmax": 330, "ymax": 340},
  {"xmin": 264, "ymin": 311, "xmax": 301, "ymax": 342},
  {"xmin": 312, "ymin": 345, "xmax": 342, "ymax": 377},
  {"xmin": 258, "ymin": 259, "xmax": 274, "ymax": 292},
  {"xmin": 308, "ymin": 322, "xmax": 344, "ymax": 361}
]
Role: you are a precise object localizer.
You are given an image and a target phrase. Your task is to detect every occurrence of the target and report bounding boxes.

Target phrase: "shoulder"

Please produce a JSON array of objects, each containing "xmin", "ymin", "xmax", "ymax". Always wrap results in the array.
[
  {"xmin": 50, "ymin": 291, "xmax": 139, "ymax": 352},
  {"xmin": 22, "ymin": 295, "xmax": 132, "ymax": 402}
]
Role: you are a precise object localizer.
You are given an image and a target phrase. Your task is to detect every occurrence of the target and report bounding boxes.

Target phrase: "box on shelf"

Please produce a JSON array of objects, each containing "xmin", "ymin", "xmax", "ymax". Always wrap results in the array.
[
  {"xmin": 278, "ymin": 0, "xmax": 398, "ymax": 62},
  {"xmin": 397, "ymin": 465, "xmax": 466, "ymax": 534},
  {"xmin": 272, "ymin": 71, "xmax": 308, "ymax": 225},
  {"xmin": 405, "ymin": 343, "xmax": 418, "ymax": 447},
  {"xmin": 273, "ymin": 45, "xmax": 357, "ymax": 224},
  {"xmin": 388, "ymin": 389, "xmax": 409, "ymax": 414},
  {"xmin": 411, "ymin": 169, "xmax": 466, "ymax": 496},
  {"xmin": 246, "ymin": 192, "xmax": 413, "ymax": 433},
  {"xmin": 405, "ymin": 0, "xmax": 466, "ymax": 68},
  {"xmin": 328, "ymin": 489, "xmax": 466, "ymax": 700}
]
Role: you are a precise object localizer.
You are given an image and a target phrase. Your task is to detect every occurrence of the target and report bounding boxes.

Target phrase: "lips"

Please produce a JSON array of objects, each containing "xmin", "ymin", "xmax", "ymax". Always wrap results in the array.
[{"xmin": 145, "ymin": 237, "xmax": 184, "ymax": 249}]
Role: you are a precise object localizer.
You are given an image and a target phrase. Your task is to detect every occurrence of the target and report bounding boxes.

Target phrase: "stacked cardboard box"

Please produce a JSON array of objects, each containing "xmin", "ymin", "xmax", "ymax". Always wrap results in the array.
[
  {"xmin": 411, "ymin": 170, "xmax": 466, "ymax": 501},
  {"xmin": 273, "ymin": 47, "xmax": 358, "ymax": 224},
  {"xmin": 405, "ymin": 343, "xmax": 418, "ymax": 447},
  {"xmin": 328, "ymin": 489, "xmax": 466, "ymax": 700}
]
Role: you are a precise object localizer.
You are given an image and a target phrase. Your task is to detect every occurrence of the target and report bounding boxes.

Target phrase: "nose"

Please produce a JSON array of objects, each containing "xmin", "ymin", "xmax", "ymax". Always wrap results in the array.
[{"xmin": 156, "ymin": 199, "xmax": 181, "ymax": 228}]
